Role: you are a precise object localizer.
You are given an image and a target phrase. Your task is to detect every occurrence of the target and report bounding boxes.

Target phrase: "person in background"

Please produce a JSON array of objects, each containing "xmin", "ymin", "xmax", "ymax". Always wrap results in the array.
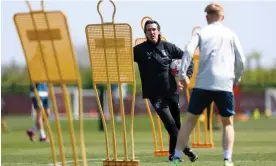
[{"xmin": 26, "ymin": 83, "xmax": 50, "ymax": 142}]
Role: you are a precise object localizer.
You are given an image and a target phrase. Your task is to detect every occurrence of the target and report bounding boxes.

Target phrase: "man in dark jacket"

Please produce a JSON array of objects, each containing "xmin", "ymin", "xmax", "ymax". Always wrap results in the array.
[{"xmin": 133, "ymin": 20, "xmax": 198, "ymax": 162}]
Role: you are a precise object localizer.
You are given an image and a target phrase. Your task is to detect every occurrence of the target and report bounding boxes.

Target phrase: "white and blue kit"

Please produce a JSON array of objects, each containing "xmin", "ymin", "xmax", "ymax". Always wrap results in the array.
[
  {"xmin": 30, "ymin": 83, "xmax": 50, "ymax": 110},
  {"xmin": 179, "ymin": 22, "xmax": 246, "ymax": 117}
]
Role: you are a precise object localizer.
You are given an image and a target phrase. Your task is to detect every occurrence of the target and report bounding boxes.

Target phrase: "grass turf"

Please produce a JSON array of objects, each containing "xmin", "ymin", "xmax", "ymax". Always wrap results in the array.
[{"xmin": 1, "ymin": 115, "xmax": 276, "ymax": 166}]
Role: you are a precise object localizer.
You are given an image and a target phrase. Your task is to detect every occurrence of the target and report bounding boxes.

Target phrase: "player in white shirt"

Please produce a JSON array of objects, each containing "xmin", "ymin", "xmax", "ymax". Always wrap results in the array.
[{"xmin": 171, "ymin": 3, "xmax": 246, "ymax": 166}]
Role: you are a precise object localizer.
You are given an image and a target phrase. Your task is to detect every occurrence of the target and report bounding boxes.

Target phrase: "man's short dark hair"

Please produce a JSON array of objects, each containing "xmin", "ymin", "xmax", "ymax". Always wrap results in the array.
[{"xmin": 144, "ymin": 20, "xmax": 161, "ymax": 33}]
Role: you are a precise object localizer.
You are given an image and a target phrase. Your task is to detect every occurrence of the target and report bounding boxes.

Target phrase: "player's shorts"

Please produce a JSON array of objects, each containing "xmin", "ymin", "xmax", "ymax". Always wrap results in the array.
[
  {"xmin": 111, "ymin": 84, "xmax": 127, "ymax": 104},
  {"xmin": 32, "ymin": 97, "xmax": 50, "ymax": 110},
  {"xmin": 188, "ymin": 88, "xmax": 235, "ymax": 117}
]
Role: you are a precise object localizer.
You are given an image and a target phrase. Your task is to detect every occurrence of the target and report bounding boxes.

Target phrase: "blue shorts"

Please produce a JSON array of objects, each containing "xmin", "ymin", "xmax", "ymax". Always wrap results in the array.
[
  {"xmin": 32, "ymin": 97, "xmax": 50, "ymax": 110},
  {"xmin": 188, "ymin": 88, "xmax": 235, "ymax": 117}
]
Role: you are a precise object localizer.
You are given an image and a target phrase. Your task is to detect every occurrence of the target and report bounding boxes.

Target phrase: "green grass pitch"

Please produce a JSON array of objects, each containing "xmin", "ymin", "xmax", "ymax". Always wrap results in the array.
[{"xmin": 1, "ymin": 115, "xmax": 276, "ymax": 166}]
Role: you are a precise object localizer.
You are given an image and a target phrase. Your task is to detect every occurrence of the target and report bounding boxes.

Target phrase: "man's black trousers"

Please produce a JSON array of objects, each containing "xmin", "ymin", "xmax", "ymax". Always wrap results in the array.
[{"xmin": 149, "ymin": 94, "xmax": 181, "ymax": 155}]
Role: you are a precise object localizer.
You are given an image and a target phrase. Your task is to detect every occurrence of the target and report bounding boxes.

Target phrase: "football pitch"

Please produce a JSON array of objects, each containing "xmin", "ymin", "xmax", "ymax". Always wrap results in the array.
[{"xmin": 1, "ymin": 115, "xmax": 276, "ymax": 166}]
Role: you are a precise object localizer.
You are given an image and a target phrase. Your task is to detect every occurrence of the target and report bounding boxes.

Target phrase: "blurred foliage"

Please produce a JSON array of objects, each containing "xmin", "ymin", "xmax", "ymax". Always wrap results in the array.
[
  {"xmin": 78, "ymin": 66, "xmax": 93, "ymax": 89},
  {"xmin": 242, "ymin": 69, "xmax": 276, "ymax": 84},
  {"xmin": 1, "ymin": 59, "xmax": 30, "ymax": 94},
  {"xmin": 2, "ymin": 58, "xmax": 276, "ymax": 94}
]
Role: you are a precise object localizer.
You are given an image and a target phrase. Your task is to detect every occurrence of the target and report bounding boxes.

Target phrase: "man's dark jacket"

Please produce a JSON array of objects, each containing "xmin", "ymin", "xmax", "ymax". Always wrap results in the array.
[{"xmin": 134, "ymin": 39, "xmax": 194, "ymax": 98}]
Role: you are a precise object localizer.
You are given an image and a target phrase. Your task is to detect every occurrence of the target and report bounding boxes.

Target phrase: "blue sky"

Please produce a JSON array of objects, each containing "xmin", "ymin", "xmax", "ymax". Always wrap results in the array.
[{"xmin": 1, "ymin": 0, "xmax": 276, "ymax": 68}]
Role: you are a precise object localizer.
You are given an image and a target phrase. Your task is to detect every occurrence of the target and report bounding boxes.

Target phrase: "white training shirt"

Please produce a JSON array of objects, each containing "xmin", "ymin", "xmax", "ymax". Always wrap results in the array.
[{"xmin": 179, "ymin": 21, "xmax": 246, "ymax": 92}]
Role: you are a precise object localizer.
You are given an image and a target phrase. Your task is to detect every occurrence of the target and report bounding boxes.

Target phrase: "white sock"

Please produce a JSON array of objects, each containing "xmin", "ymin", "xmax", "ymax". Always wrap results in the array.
[
  {"xmin": 174, "ymin": 149, "xmax": 182, "ymax": 158},
  {"xmin": 39, "ymin": 130, "xmax": 46, "ymax": 138},
  {"xmin": 31, "ymin": 124, "xmax": 37, "ymax": 132},
  {"xmin": 224, "ymin": 150, "xmax": 232, "ymax": 161}
]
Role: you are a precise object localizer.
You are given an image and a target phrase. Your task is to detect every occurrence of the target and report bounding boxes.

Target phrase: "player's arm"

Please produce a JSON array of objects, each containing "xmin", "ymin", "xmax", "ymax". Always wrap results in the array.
[
  {"xmin": 133, "ymin": 46, "xmax": 140, "ymax": 63},
  {"xmin": 186, "ymin": 59, "xmax": 194, "ymax": 79},
  {"xmin": 233, "ymin": 33, "xmax": 246, "ymax": 85},
  {"xmin": 170, "ymin": 44, "xmax": 194, "ymax": 79},
  {"xmin": 178, "ymin": 33, "xmax": 200, "ymax": 81}
]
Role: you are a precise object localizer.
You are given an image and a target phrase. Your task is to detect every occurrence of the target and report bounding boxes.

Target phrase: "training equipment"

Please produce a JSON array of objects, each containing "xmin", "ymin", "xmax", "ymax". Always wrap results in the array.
[
  {"xmin": 14, "ymin": 0, "xmax": 87, "ymax": 165},
  {"xmin": 186, "ymin": 26, "xmax": 214, "ymax": 148},
  {"xmin": 85, "ymin": 0, "xmax": 139, "ymax": 165},
  {"xmin": 253, "ymin": 108, "xmax": 261, "ymax": 120},
  {"xmin": 135, "ymin": 16, "xmax": 170, "ymax": 157},
  {"xmin": 170, "ymin": 59, "xmax": 182, "ymax": 77},
  {"xmin": 265, "ymin": 109, "xmax": 272, "ymax": 118}
]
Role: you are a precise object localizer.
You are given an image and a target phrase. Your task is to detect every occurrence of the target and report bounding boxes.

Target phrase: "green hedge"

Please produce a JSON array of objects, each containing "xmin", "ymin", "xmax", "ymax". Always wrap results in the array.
[{"xmin": 2, "ymin": 62, "xmax": 276, "ymax": 94}]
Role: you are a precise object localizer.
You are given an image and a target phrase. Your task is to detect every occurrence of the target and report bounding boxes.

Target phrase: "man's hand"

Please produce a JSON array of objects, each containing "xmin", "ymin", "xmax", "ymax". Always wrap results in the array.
[
  {"xmin": 177, "ymin": 76, "xmax": 190, "ymax": 92},
  {"xmin": 233, "ymin": 80, "xmax": 239, "ymax": 88},
  {"xmin": 233, "ymin": 83, "xmax": 239, "ymax": 88}
]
